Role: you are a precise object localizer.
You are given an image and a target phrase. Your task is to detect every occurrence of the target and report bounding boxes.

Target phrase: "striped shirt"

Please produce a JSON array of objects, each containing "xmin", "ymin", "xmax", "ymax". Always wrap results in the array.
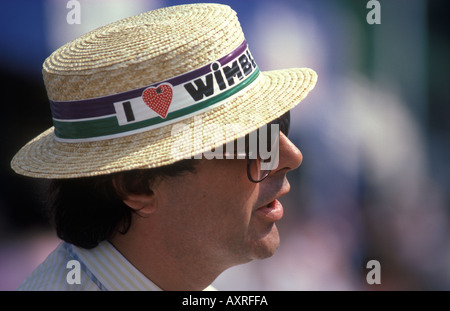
[{"xmin": 17, "ymin": 241, "xmax": 216, "ymax": 291}]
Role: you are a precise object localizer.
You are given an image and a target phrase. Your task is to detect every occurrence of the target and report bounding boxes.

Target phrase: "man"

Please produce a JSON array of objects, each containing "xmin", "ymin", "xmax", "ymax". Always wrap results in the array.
[{"xmin": 11, "ymin": 3, "xmax": 317, "ymax": 290}]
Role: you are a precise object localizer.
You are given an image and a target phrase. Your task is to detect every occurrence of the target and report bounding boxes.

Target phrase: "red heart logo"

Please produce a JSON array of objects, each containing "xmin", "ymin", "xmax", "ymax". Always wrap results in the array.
[{"xmin": 142, "ymin": 84, "xmax": 173, "ymax": 119}]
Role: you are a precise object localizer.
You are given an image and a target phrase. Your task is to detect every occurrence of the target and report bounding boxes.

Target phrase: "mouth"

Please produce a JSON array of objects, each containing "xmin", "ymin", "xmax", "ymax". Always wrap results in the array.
[
  {"xmin": 254, "ymin": 177, "xmax": 290, "ymax": 222},
  {"xmin": 255, "ymin": 199, "xmax": 284, "ymax": 222}
]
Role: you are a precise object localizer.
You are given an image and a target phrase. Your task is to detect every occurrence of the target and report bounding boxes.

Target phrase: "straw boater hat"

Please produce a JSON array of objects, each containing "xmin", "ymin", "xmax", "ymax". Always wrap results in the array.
[{"xmin": 11, "ymin": 3, "xmax": 317, "ymax": 179}]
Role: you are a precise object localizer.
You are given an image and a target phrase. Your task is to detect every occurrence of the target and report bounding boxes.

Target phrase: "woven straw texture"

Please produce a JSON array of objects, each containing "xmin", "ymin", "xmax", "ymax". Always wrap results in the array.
[
  {"xmin": 11, "ymin": 3, "xmax": 318, "ymax": 179},
  {"xmin": 43, "ymin": 3, "xmax": 244, "ymax": 101}
]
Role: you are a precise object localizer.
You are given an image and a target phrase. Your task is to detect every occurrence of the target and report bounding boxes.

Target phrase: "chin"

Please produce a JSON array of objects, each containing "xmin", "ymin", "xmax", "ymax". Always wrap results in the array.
[{"xmin": 250, "ymin": 224, "xmax": 281, "ymax": 260}]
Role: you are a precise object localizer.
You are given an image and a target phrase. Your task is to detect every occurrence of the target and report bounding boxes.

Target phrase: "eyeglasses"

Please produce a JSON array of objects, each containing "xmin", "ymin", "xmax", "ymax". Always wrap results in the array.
[{"xmin": 247, "ymin": 111, "xmax": 290, "ymax": 183}]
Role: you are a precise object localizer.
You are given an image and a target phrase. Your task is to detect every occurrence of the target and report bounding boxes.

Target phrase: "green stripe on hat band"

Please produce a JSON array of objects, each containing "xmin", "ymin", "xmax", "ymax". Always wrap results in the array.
[{"xmin": 53, "ymin": 68, "xmax": 260, "ymax": 141}]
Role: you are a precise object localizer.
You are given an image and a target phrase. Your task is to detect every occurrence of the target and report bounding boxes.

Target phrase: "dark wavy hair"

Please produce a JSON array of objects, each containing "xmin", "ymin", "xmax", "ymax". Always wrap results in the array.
[{"xmin": 46, "ymin": 159, "xmax": 197, "ymax": 249}]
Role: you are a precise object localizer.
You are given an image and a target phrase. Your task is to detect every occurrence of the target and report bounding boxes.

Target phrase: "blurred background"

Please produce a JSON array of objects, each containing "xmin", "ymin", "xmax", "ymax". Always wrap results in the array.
[{"xmin": 1, "ymin": 0, "xmax": 449, "ymax": 290}]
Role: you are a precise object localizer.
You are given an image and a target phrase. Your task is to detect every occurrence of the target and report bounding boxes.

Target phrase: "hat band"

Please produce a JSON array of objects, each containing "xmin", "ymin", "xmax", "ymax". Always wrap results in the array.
[{"xmin": 50, "ymin": 40, "xmax": 260, "ymax": 142}]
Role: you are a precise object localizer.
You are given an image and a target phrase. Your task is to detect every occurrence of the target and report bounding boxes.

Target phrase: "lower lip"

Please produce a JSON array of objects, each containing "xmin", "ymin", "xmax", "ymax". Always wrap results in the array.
[{"xmin": 255, "ymin": 199, "xmax": 284, "ymax": 222}]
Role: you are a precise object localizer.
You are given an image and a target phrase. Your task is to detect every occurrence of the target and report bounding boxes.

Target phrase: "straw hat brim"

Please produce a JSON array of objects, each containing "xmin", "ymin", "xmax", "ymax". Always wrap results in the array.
[{"xmin": 11, "ymin": 67, "xmax": 317, "ymax": 179}]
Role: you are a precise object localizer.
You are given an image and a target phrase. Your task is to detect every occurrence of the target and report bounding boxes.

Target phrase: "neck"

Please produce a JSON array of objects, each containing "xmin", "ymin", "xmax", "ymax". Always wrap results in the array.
[{"xmin": 109, "ymin": 225, "xmax": 226, "ymax": 291}]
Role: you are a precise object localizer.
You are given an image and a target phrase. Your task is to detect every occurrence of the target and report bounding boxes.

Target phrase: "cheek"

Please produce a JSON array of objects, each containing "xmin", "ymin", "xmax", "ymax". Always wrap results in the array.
[
  {"xmin": 155, "ymin": 160, "xmax": 271, "ymax": 264},
  {"xmin": 197, "ymin": 170, "xmax": 258, "ymax": 232},
  {"xmin": 174, "ymin": 161, "xmax": 258, "ymax": 243}
]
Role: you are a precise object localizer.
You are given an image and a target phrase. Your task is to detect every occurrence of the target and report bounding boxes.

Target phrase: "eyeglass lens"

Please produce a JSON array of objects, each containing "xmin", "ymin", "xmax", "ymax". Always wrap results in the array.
[{"xmin": 247, "ymin": 111, "xmax": 291, "ymax": 183}]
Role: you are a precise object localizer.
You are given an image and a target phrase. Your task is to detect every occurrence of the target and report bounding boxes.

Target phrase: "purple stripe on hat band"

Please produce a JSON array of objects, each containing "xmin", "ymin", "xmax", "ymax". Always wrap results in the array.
[{"xmin": 50, "ymin": 40, "xmax": 249, "ymax": 120}]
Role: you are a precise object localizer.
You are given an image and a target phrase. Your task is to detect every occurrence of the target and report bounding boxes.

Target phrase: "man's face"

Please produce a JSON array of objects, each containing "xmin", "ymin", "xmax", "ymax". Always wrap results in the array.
[{"xmin": 153, "ymin": 132, "xmax": 302, "ymax": 270}]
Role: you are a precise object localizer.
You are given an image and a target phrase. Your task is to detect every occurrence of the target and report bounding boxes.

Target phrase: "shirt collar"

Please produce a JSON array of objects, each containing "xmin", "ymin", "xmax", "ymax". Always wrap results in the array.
[{"xmin": 71, "ymin": 240, "xmax": 162, "ymax": 291}]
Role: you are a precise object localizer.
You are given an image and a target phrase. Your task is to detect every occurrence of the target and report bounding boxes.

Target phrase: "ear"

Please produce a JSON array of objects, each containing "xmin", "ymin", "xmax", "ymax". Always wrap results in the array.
[
  {"xmin": 112, "ymin": 175, "xmax": 157, "ymax": 215},
  {"xmin": 122, "ymin": 193, "xmax": 157, "ymax": 215}
]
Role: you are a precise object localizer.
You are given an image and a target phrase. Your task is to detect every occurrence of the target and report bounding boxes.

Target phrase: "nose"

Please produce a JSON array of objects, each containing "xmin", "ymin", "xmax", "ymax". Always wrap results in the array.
[{"xmin": 276, "ymin": 132, "xmax": 303, "ymax": 173}]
